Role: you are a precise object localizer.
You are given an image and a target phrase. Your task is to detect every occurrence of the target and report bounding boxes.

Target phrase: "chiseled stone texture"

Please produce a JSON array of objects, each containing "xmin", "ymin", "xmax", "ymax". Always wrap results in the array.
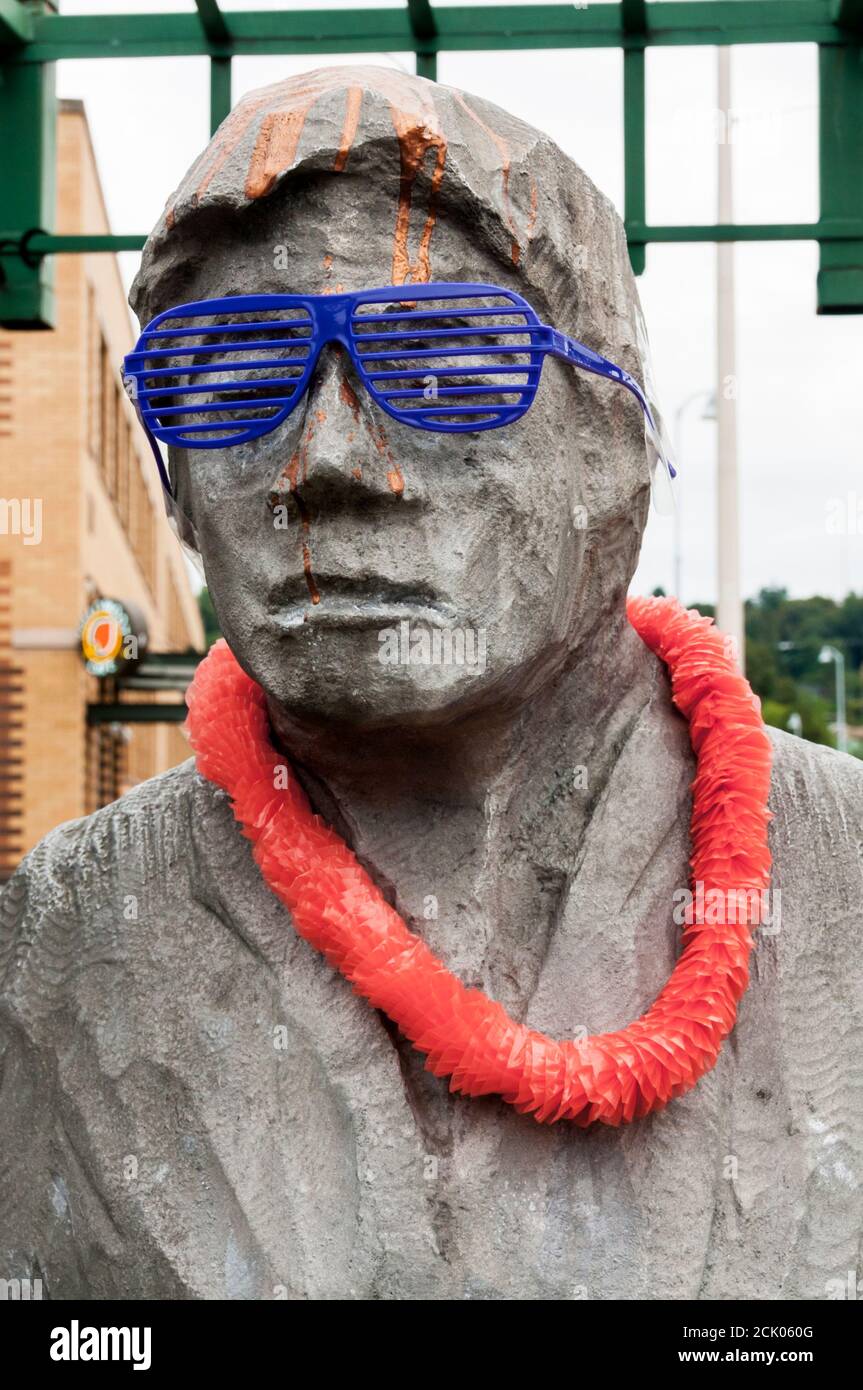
[{"xmin": 1, "ymin": 68, "xmax": 862, "ymax": 1299}]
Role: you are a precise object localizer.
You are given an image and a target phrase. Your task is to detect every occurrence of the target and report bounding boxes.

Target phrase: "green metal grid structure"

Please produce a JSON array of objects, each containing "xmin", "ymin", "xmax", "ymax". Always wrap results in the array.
[{"xmin": 1, "ymin": 0, "xmax": 862, "ymax": 326}]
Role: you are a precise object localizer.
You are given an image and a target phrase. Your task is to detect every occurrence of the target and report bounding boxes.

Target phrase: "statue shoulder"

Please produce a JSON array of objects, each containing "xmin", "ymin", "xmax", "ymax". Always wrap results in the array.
[
  {"xmin": 0, "ymin": 758, "xmax": 220, "ymax": 1004},
  {"xmin": 766, "ymin": 726, "xmax": 862, "ymax": 925},
  {"xmin": 768, "ymin": 724, "xmax": 863, "ymax": 816}
]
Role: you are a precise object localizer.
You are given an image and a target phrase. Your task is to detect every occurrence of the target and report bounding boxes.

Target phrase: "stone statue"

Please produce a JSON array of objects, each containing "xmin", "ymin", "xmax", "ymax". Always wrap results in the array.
[{"xmin": 1, "ymin": 68, "xmax": 861, "ymax": 1301}]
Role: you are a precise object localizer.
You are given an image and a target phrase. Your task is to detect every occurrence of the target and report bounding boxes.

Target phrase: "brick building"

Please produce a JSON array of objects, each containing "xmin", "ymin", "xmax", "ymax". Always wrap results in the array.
[{"xmin": 0, "ymin": 99, "xmax": 204, "ymax": 878}]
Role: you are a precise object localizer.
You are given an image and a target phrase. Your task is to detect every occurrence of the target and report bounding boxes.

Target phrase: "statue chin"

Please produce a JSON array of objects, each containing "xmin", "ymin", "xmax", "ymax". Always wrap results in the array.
[{"xmin": 220, "ymin": 602, "xmax": 566, "ymax": 733}]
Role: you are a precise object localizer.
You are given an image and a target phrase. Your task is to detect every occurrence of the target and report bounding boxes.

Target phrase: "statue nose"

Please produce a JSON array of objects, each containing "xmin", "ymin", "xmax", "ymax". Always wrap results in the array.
[{"xmin": 268, "ymin": 344, "xmax": 406, "ymax": 505}]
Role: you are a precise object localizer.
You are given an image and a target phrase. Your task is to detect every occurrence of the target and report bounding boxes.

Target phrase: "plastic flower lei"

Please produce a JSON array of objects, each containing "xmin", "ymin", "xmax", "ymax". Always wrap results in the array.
[{"xmin": 187, "ymin": 596, "xmax": 772, "ymax": 1127}]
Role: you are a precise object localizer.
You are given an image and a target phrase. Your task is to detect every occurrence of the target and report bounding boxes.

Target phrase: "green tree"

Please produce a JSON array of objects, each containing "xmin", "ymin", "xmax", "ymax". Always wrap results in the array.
[{"xmin": 689, "ymin": 588, "xmax": 861, "ymax": 758}]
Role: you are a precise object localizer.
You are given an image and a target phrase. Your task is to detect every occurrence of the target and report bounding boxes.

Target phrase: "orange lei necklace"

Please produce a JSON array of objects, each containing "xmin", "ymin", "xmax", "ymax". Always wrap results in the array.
[{"xmin": 187, "ymin": 596, "xmax": 773, "ymax": 1126}]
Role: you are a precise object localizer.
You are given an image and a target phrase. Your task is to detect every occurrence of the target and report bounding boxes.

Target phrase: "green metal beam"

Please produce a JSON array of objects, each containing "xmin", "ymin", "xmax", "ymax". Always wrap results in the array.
[
  {"xmin": 837, "ymin": 0, "xmax": 863, "ymax": 32},
  {"xmin": 629, "ymin": 220, "xmax": 863, "ymax": 243},
  {"xmin": 21, "ymin": 7, "xmax": 411, "ymax": 60},
  {"xmin": 10, "ymin": 4, "xmax": 852, "ymax": 63},
  {"xmin": 5, "ymin": 222, "xmax": 863, "ymax": 268},
  {"xmin": 621, "ymin": 0, "xmax": 647, "ymax": 32},
  {"xmin": 408, "ymin": 0, "xmax": 438, "ymax": 81},
  {"xmin": 87, "ymin": 703, "xmax": 188, "ymax": 725},
  {"xmin": 0, "ymin": 0, "xmax": 32, "ymax": 47},
  {"xmin": 131, "ymin": 652, "xmax": 202, "ymax": 671},
  {"xmin": 194, "ymin": 0, "xmax": 230, "ymax": 48},
  {"xmin": 407, "ymin": 0, "xmax": 436, "ymax": 41},
  {"xmin": 0, "ymin": 1, "xmax": 861, "ymax": 315},
  {"xmin": 0, "ymin": 233, "xmax": 147, "ymax": 254},
  {"xmin": 642, "ymin": 0, "xmax": 838, "ymax": 45}
]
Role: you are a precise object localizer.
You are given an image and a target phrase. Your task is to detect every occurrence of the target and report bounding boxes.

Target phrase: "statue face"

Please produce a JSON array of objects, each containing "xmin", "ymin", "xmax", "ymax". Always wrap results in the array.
[{"xmin": 168, "ymin": 171, "xmax": 642, "ymax": 729}]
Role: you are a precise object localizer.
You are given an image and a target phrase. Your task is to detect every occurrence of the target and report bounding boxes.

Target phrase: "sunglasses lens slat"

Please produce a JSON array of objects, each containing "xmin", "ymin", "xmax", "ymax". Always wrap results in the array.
[
  {"xmin": 133, "ymin": 304, "xmax": 314, "ymax": 445},
  {"xmin": 349, "ymin": 292, "xmax": 541, "ymax": 428}
]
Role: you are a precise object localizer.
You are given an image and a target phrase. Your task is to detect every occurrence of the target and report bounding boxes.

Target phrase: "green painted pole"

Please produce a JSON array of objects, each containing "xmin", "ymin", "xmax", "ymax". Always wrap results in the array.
[
  {"xmin": 209, "ymin": 54, "xmax": 231, "ymax": 133},
  {"xmin": 408, "ymin": 0, "xmax": 438, "ymax": 81},
  {"xmin": 622, "ymin": 1, "xmax": 647, "ymax": 275},
  {"xmin": 415, "ymin": 50, "xmax": 438, "ymax": 81},
  {"xmin": 818, "ymin": 41, "xmax": 863, "ymax": 312},
  {"xmin": 0, "ymin": 54, "xmax": 55, "ymax": 327},
  {"xmin": 623, "ymin": 49, "xmax": 647, "ymax": 275}
]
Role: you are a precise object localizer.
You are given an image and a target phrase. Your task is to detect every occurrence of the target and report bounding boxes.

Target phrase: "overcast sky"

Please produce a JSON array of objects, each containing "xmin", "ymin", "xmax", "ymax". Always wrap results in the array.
[{"xmin": 55, "ymin": 0, "xmax": 863, "ymax": 604}]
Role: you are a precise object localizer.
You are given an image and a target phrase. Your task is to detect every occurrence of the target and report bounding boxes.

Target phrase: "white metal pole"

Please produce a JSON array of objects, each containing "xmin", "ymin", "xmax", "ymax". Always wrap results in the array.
[
  {"xmin": 673, "ymin": 406, "xmax": 684, "ymax": 600},
  {"xmin": 835, "ymin": 648, "xmax": 848, "ymax": 754},
  {"xmin": 820, "ymin": 644, "xmax": 849, "ymax": 753},
  {"xmin": 716, "ymin": 46, "xmax": 745, "ymax": 669}
]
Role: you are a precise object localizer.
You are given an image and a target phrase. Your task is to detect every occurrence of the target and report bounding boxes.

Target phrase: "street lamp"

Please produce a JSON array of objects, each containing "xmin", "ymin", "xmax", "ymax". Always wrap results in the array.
[
  {"xmin": 819, "ymin": 645, "xmax": 849, "ymax": 754},
  {"xmin": 673, "ymin": 390, "xmax": 716, "ymax": 601}
]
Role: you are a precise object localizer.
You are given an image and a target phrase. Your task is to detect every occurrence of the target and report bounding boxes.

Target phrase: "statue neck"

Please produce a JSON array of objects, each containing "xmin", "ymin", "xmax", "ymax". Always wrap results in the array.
[
  {"xmin": 265, "ymin": 605, "xmax": 659, "ymax": 860},
  {"xmin": 263, "ymin": 607, "xmax": 672, "ymax": 1016}
]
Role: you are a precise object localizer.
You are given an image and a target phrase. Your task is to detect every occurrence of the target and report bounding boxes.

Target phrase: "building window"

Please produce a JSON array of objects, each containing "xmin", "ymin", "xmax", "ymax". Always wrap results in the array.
[
  {"xmin": 85, "ymin": 722, "xmax": 128, "ymax": 815},
  {"xmin": 87, "ymin": 289, "xmax": 101, "ymax": 460},
  {"xmin": 168, "ymin": 570, "xmax": 189, "ymax": 651},
  {"xmin": 100, "ymin": 343, "xmax": 118, "ymax": 498},
  {"xmin": 0, "ymin": 559, "xmax": 25, "ymax": 882},
  {"xmin": 0, "ymin": 338, "xmax": 12, "ymax": 438},
  {"xmin": 121, "ymin": 449, "xmax": 156, "ymax": 600},
  {"xmin": 98, "ymin": 335, "xmax": 108, "ymax": 485},
  {"xmin": 118, "ymin": 418, "xmax": 131, "ymax": 531}
]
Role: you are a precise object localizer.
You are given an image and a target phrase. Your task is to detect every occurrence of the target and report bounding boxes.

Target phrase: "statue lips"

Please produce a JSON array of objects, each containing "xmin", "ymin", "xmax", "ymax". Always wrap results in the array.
[{"xmin": 269, "ymin": 575, "xmax": 456, "ymax": 631}]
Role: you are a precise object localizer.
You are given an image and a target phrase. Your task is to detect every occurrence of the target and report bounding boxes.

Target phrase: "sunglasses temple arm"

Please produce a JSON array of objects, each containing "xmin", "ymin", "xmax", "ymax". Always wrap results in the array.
[
  {"xmin": 140, "ymin": 417, "xmax": 176, "ymax": 501},
  {"xmin": 548, "ymin": 331, "xmax": 676, "ymax": 480}
]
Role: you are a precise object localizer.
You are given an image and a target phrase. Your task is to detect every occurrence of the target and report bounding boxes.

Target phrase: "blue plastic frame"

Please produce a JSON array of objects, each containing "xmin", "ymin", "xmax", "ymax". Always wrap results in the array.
[{"xmin": 122, "ymin": 281, "xmax": 672, "ymax": 498}]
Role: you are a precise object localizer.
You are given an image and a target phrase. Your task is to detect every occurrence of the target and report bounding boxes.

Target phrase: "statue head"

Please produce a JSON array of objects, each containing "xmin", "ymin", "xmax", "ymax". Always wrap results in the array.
[{"xmin": 130, "ymin": 67, "xmax": 657, "ymax": 731}]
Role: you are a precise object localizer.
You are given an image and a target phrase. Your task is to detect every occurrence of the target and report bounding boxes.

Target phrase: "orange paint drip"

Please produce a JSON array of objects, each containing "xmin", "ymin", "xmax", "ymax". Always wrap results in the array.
[
  {"xmin": 186, "ymin": 68, "xmax": 450, "ymax": 288},
  {"xmin": 294, "ymin": 494, "xmax": 321, "ymax": 605},
  {"xmin": 526, "ymin": 180, "xmax": 539, "ymax": 241},
  {"xmin": 270, "ymin": 442, "xmax": 320, "ymax": 605},
  {"xmin": 246, "ymin": 104, "xmax": 317, "ymax": 199},
  {"xmin": 239, "ymin": 70, "xmax": 375, "ymax": 204},
  {"xmin": 287, "ymin": 450, "xmax": 301, "ymax": 491},
  {"xmin": 302, "ymin": 532, "xmax": 321, "ymax": 603},
  {"xmin": 166, "ymin": 94, "xmax": 251, "ymax": 222},
  {"xmin": 369, "ymin": 419, "xmax": 390, "ymax": 460},
  {"xmin": 192, "ymin": 90, "xmax": 274, "ymax": 207},
  {"xmin": 333, "ymin": 87, "xmax": 363, "ymax": 173},
  {"xmin": 389, "ymin": 113, "xmax": 447, "ymax": 285},
  {"xmin": 341, "ymin": 375, "xmax": 403, "ymax": 495},
  {"xmin": 339, "ymin": 376, "xmax": 361, "ymax": 424},
  {"xmin": 370, "ymin": 418, "xmax": 405, "ymax": 497},
  {"xmin": 301, "ymin": 416, "xmax": 316, "ymax": 483},
  {"xmin": 242, "ymin": 70, "xmax": 364, "ymax": 201},
  {"xmin": 453, "ymin": 92, "xmax": 520, "ymax": 265}
]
